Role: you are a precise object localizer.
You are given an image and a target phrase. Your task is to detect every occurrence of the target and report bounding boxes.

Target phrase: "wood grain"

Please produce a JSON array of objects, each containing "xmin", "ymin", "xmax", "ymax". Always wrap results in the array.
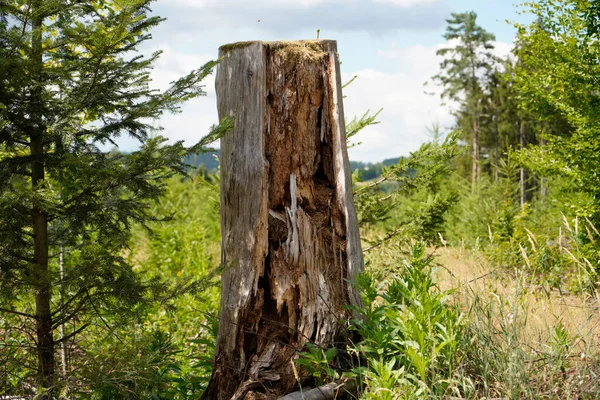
[{"xmin": 203, "ymin": 40, "xmax": 363, "ymax": 400}]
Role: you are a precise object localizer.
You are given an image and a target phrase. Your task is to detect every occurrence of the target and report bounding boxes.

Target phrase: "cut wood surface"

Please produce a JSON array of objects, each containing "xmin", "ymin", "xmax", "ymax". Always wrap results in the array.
[{"xmin": 202, "ymin": 40, "xmax": 363, "ymax": 400}]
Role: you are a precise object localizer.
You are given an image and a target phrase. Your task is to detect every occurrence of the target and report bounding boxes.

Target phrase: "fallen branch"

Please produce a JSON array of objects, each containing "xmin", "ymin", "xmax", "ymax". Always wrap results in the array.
[
  {"xmin": 279, "ymin": 378, "xmax": 358, "ymax": 400},
  {"xmin": 279, "ymin": 382, "xmax": 338, "ymax": 400}
]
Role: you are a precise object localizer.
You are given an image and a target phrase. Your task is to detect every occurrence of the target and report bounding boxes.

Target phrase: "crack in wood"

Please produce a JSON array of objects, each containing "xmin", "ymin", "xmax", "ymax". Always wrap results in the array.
[{"xmin": 204, "ymin": 40, "xmax": 363, "ymax": 400}]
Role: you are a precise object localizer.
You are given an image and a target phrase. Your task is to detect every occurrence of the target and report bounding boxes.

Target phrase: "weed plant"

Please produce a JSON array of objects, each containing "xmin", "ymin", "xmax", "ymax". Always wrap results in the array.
[{"xmin": 344, "ymin": 243, "xmax": 468, "ymax": 399}]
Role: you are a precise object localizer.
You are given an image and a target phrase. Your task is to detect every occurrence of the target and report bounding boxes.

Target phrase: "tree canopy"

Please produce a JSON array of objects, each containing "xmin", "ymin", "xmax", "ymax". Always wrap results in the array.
[{"xmin": 0, "ymin": 0, "xmax": 226, "ymax": 396}]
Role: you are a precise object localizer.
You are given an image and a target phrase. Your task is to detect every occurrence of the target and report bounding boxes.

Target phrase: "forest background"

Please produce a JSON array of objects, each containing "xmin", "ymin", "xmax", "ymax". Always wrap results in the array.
[{"xmin": 1, "ymin": 0, "xmax": 600, "ymax": 399}]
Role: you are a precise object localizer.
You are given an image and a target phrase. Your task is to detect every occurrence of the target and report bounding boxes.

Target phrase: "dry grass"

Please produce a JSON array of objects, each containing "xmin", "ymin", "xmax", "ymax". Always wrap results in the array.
[
  {"xmin": 434, "ymin": 246, "xmax": 600, "ymax": 352},
  {"xmin": 432, "ymin": 246, "xmax": 600, "ymax": 398}
]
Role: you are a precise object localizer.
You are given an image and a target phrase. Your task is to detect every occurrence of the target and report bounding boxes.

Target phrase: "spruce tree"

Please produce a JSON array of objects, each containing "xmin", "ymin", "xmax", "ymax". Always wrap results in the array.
[
  {"xmin": 431, "ymin": 11, "xmax": 497, "ymax": 191},
  {"xmin": 0, "ymin": 0, "xmax": 223, "ymax": 396}
]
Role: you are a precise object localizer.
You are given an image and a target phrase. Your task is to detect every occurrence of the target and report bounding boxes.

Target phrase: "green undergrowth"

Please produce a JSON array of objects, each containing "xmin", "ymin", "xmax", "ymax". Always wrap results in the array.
[
  {"xmin": 349, "ymin": 243, "xmax": 468, "ymax": 399},
  {"xmin": 297, "ymin": 240, "xmax": 600, "ymax": 399},
  {"xmin": 69, "ymin": 173, "xmax": 222, "ymax": 399}
]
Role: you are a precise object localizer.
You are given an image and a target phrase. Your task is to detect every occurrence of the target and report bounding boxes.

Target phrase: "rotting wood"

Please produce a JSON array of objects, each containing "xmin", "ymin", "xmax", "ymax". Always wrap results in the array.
[{"xmin": 202, "ymin": 40, "xmax": 363, "ymax": 400}]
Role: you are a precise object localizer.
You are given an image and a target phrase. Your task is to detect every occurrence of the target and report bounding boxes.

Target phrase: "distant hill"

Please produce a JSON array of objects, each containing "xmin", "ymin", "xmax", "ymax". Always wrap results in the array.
[
  {"xmin": 185, "ymin": 150, "xmax": 220, "ymax": 172},
  {"xmin": 382, "ymin": 157, "xmax": 401, "ymax": 166},
  {"xmin": 350, "ymin": 157, "xmax": 402, "ymax": 181},
  {"xmin": 187, "ymin": 149, "xmax": 400, "ymax": 181}
]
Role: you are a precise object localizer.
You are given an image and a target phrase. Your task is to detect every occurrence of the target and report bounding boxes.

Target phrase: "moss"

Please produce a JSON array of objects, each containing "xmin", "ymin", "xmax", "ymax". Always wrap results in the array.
[
  {"xmin": 219, "ymin": 40, "xmax": 335, "ymax": 61},
  {"xmin": 219, "ymin": 41, "xmax": 261, "ymax": 53},
  {"xmin": 271, "ymin": 40, "xmax": 332, "ymax": 61}
]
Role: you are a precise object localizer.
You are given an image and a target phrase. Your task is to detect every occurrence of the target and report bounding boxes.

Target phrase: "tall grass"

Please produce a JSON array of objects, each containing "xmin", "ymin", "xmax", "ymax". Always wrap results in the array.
[
  {"xmin": 346, "ymin": 239, "xmax": 600, "ymax": 399},
  {"xmin": 437, "ymin": 245, "xmax": 600, "ymax": 399}
]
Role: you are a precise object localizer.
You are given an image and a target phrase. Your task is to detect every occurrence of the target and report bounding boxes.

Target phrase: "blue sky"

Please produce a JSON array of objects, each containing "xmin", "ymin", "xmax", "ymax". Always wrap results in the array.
[{"xmin": 136, "ymin": 0, "xmax": 533, "ymax": 162}]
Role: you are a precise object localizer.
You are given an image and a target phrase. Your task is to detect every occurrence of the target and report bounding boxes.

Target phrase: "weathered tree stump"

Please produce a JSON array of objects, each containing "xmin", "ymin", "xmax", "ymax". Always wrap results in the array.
[{"xmin": 203, "ymin": 40, "xmax": 363, "ymax": 400}]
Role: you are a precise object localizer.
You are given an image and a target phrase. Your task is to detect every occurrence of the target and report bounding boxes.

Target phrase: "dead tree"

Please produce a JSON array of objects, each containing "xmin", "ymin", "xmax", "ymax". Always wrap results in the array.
[{"xmin": 202, "ymin": 40, "xmax": 364, "ymax": 400}]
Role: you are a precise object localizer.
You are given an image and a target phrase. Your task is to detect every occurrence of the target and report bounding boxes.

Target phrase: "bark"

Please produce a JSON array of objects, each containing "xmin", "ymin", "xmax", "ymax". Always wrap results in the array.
[
  {"xmin": 519, "ymin": 120, "xmax": 526, "ymax": 206},
  {"xmin": 540, "ymin": 136, "xmax": 547, "ymax": 198},
  {"xmin": 493, "ymin": 115, "xmax": 499, "ymax": 183},
  {"xmin": 472, "ymin": 118, "xmax": 479, "ymax": 192},
  {"xmin": 204, "ymin": 40, "xmax": 363, "ymax": 400},
  {"xmin": 279, "ymin": 377, "xmax": 358, "ymax": 400},
  {"xmin": 59, "ymin": 186, "xmax": 68, "ymax": 377},
  {"xmin": 279, "ymin": 383, "xmax": 340, "ymax": 400},
  {"xmin": 30, "ymin": 2, "xmax": 55, "ymax": 396}
]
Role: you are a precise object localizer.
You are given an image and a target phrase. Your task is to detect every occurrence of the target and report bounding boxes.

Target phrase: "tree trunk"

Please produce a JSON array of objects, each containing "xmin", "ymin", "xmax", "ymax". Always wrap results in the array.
[
  {"xmin": 519, "ymin": 120, "xmax": 526, "ymax": 206},
  {"xmin": 493, "ymin": 115, "xmax": 499, "ymax": 183},
  {"xmin": 30, "ymin": 2, "xmax": 55, "ymax": 396},
  {"xmin": 204, "ymin": 40, "xmax": 363, "ymax": 400},
  {"xmin": 540, "ymin": 135, "xmax": 547, "ymax": 198},
  {"xmin": 471, "ymin": 118, "xmax": 479, "ymax": 192},
  {"xmin": 59, "ymin": 186, "xmax": 68, "ymax": 378}
]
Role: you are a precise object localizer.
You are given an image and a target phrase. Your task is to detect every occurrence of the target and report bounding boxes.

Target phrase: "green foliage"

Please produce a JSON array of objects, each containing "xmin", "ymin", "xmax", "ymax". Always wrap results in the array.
[
  {"xmin": 445, "ymin": 154, "xmax": 522, "ymax": 244},
  {"xmin": 346, "ymin": 109, "xmax": 382, "ymax": 143},
  {"xmin": 461, "ymin": 290, "xmax": 534, "ymax": 398},
  {"xmin": 31, "ymin": 173, "xmax": 224, "ymax": 398},
  {"xmin": 133, "ymin": 174, "xmax": 221, "ymax": 281},
  {"xmin": 295, "ymin": 343, "xmax": 339, "ymax": 386},
  {"xmin": 515, "ymin": 0, "xmax": 600, "ymax": 215},
  {"xmin": 350, "ymin": 157, "xmax": 401, "ymax": 182},
  {"xmin": 139, "ymin": 175, "xmax": 221, "ymax": 396},
  {"xmin": 357, "ymin": 133, "xmax": 459, "ymax": 247},
  {"xmin": 548, "ymin": 322, "xmax": 574, "ymax": 374},
  {"xmin": 432, "ymin": 11, "xmax": 497, "ymax": 106},
  {"xmin": 429, "ymin": 11, "xmax": 499, "ymax": 187},
  {"xmin": 444, "ymin": 165, "xmax": 600, "ymax": 294},
  {"xmin": 460, "ymin": 281, "xmax": 600, "ymax": 399},
  {"xmin": 0, "ymin": 0, "xmax": 228, "ymax": 394},
  {"xmin": 69, "ymin": 318, "xmax": 216, "ymax": 399},
  {"xmin": 78, "ymin": 329, "xmax": 184, "ymax": 399},
  {"xmin": 350, "ymin": 244, "xmax": 468, "ymax": 398}
]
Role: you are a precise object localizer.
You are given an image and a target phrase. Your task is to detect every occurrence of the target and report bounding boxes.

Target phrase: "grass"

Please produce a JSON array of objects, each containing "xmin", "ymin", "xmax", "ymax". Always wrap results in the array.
[
  {"xmin": 353, "ymin": 237, "xmax": 600, "ymax": 399},
  {"xmin": 434, "ymin": 246, "xmax": 600, "ymax": 399},
  {"xmin": 435, "ymin": 246, "xmax": 600, "ymax": 352}
]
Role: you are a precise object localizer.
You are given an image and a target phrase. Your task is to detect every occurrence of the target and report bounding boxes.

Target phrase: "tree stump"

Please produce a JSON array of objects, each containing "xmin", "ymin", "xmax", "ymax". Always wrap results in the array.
[{"xmin": 203, "ymin": 40, "xmax": 363, "ymax": 400}]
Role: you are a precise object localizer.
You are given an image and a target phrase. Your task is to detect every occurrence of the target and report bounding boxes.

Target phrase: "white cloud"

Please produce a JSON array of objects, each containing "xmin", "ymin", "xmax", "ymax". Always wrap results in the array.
[
  {"xmin": 133, "ymin": 40, "xmax": 515, "ymax": 164},
  {"xmin": 371, "ymin": 0, "xmax": 440, "ymax": 7},
  {"xmin": 148, "ymin": 46, "xmax": 219, "ymax": 147},
  {"xmin": 343, "ymin": 42, "xmax": 456, "ymax": 162},
  {"xmin": 343, "ymin": 39, "xmax": 513, "ymax": 162},
  {"xmin": 343, "ymin": 68, "xmax": 452, "ymax": 163},
  {"xmin": 379, "ymin": 39, "xmax": 513, "ymax": 62},
  {"xmin": 172, "ymin": 0, "xmax": 342, "ymax": 6},
  {"xmin": 154, "ymin": 0, "xmax": 448, "ymax": 35},
  {"xmin": 149, "ymin": 46, "xmax": 214, "ymax": 90},
  {"xmin": 493, "ymin": 40, "xmax": 513, "ymax": 60}
]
